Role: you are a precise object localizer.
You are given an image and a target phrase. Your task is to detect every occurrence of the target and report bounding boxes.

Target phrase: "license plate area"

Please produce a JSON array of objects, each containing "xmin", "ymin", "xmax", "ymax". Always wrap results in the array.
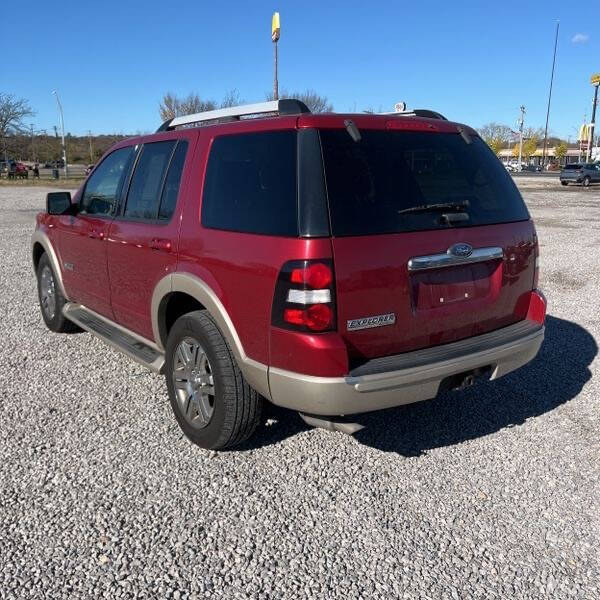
[{"xmin": 410, "ymin": 262, "xmax": 497, "ymax": 310}]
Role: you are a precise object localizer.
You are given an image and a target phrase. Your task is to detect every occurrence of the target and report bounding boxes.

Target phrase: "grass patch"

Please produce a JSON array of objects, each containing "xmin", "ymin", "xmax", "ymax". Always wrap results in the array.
[{"xmin": 0, "ymin": 178, "xmax": 84, "ymax": 189}]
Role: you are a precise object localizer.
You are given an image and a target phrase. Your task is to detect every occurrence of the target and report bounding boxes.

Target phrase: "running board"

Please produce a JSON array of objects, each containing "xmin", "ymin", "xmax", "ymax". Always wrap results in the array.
[{"xmin": 63, "ymin": 303, "xmax": 165, "ymax": 373}]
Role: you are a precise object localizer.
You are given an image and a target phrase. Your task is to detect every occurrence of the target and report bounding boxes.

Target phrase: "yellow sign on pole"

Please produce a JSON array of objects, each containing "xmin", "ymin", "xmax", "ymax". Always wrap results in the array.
[
  {"xmin": 591, "ymin": 73, "xmax": 600, "ymax": 86},
  {"xmin": 579, "ymin": 123, "xmax": 591, "ymax": 142},
  {"xmin": 272, "ymin": 12, "xmax": 281, "ymax": 42}
]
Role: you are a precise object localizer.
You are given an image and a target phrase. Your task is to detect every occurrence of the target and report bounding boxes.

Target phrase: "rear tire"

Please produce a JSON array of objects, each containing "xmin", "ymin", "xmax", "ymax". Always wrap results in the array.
[
  {"xmin": 36, "ymin": 253, "xmax": 80, "ymax": 333},
  {"xmin": 165, "ymin": 310, "xmax": 262, "ymax": 450},
  {"xmin": 582, "ymin": 176, "xmax": 591, "ymax": 188},
  {"xmin": 560, "ymin": 180, "xmax": 568, "ymax": 186}
]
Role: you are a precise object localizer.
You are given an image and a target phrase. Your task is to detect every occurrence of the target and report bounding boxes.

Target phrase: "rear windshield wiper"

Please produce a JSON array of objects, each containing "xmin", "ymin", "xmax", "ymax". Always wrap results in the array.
[{"xmin": 398, "ymin": 200, "xmax": 470, "ymax": 215}]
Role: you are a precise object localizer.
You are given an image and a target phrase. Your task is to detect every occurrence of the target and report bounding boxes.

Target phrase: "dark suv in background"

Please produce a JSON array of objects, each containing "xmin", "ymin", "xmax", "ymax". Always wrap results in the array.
[{"xmin": 560, "ymin": 163, "xmax": 600, "ymax": 187}]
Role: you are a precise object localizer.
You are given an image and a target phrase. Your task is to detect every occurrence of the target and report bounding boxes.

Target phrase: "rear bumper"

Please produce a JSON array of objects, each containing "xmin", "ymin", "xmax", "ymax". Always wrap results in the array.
[{"xmin": 268, "ymin": 319, "xmax": 544, "ymax": 416}]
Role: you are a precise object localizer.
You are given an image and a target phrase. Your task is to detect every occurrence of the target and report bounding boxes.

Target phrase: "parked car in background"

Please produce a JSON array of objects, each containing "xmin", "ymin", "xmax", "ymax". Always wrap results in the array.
[
  {"xmin": 560, "ymin": 163, "xmax": 600, "ymax": 187},
  {"xmin": 32, "ymin": 100, "xmax": 546, "ymax": 450},
  {"xmin": 521, "ymin": 164, "xmax": 542, "ymax": 173}
]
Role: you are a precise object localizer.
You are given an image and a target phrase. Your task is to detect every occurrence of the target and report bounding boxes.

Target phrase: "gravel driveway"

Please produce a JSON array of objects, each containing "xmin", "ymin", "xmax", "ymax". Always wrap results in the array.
[{"xmin": 1, "ymin": 184, "xmax": 598, "ymax": 599}]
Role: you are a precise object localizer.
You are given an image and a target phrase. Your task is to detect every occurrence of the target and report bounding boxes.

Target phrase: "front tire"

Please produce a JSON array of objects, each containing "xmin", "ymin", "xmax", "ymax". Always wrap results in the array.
[
  {"xmin": 560, "ymin": 180, "xmax": 568, "ymax": 186},
  {"xmin": 582, "ymin": 176, "xmax": 591, "ymax": 188},
  {"xmin": 36, "ymin": 253, "xmax": 80, "ymax": 333},
  {"xmin": 165, "ymin": 310, "xmax": 262, "ymax": 450}
]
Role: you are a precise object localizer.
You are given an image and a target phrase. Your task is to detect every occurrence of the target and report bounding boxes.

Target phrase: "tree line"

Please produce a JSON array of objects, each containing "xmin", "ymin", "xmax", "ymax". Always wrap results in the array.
[
  {"xmin": 11, "ymin": 87, "xmax": 574, "ymax": 166},
  {"xmin": 1, "ymin": 92, "xmax": 129, "ymax": 164},
  {"xmin": 477, "ymin": 122, "xmax": 570, "ymax": 161},
  {"xmin": 158, "ymin": 88, "xmax": 333, "ymax": 121}
]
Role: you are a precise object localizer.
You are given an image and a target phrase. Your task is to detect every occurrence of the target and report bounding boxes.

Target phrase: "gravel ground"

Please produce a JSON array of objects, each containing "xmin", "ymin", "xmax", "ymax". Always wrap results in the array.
[{"xmin": 1, "ymin": 183, "xmax": 599, "ymax": 599}]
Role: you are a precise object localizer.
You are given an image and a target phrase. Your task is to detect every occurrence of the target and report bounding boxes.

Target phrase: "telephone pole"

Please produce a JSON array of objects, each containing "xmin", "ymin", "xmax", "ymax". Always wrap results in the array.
[
  {"xmin": 52, "ymin": 90, "xmax": 68, "ymax": 178},
  {"xmin": 30, "ymin": 124, "xmax": 35, "ymax": 163},
  {"xmin": 518, "ymin": 106, "xmax": 525, "ymax": 168},
  {"xmin": 587, "ymin": 74, "xmax": 599, "ymax": 162},
  {"xmin": 88, "ymin": 130, "xmax": 94, "ymax": 163},
  {"xmin": 541, "ymin": 21, "xmax": 559, "ymax": 170}
]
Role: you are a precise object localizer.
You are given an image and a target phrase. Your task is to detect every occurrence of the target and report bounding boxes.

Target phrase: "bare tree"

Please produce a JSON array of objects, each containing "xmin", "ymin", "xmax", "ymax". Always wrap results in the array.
[
  {"xmin": 523, "ymin": 126, "xmax": 545, "ymax": 140},
  {"xmin": 0, "ymin": 93, "xmax": 35, "ymax": 160},
  {"xmin": 477, "ymin": 122, "xmax": 514, "ymax": 146},
  {"xmin": 179, "ymin": 93, "xmax": 216, "ymax": 116},
  {"xmin": 265, "ymin": 89, "xmax": 333, "ymax": 113},
  {"xmin": 159, "ymin": 92, "xmax": 179, "ymax": 121},
  {"xmin": 159, "ymin": 92, "xmax": 217, "ymax": 121},
  {"xmin": 159, "ymin": 90, "xmax": 246, "ymax": 121},
  {"xmin": 220, "ymin": 89, "xmax": 243, "ymax": 108}
]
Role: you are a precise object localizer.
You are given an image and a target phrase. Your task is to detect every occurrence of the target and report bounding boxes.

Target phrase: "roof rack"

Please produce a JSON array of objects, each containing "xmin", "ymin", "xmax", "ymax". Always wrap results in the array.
[
  {"xmin": 381, "ymin": 108, "xmax": 448, "ymax": 121},
  {"xmin": 156, "ymin": 99, "xmax": 311, "ymax": 132}
]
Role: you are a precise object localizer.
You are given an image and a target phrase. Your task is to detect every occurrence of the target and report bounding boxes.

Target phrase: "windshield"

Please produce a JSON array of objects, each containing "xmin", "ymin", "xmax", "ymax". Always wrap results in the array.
[{"xmin": 319, "ymin": 130, "xmax": 529, "ymax": 236}]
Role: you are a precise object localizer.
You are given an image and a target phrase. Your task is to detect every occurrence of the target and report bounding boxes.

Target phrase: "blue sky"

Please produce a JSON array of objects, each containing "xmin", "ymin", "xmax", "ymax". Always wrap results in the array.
[{"xmin": 2, "ymin": 0, "xmax": 597, "ymax": 139}]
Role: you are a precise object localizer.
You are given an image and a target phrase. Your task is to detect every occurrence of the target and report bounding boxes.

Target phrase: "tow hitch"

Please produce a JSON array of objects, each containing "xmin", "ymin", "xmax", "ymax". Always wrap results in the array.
[{"xmin": 440, "ymin": 366, "xmax": 492, "ymax": 393}]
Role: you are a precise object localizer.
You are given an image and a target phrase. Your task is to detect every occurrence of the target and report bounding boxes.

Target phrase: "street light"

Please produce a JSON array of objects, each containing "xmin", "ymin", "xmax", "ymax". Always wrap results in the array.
[
  {"xmin": 52, "ymin": 90, "xmax": 68, "ymax": 178},
  {"xmin": 517, "ymin": 105, "xmax": 525, "ymax": 169}
]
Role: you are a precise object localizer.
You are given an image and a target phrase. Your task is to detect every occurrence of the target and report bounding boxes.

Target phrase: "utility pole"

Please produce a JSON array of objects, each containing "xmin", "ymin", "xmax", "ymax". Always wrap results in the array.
[
  {"xmin": 587, "ymin": 74, "xmax": 599, "ymax": 162},
  {"xmin": 541, "ymin": 21, "xmax": 559, "ymax": 170},
  {"xmin": 272, "ymin": 12, "xmax": 280, "ymax": 100},
  {"xmin": 518, "ymin": 106, "xmax": 525, "ymax": 169},
  {"xmin": 579, "ymin": 111, "xmax": 587, "ymax": 162},
  {"xmin": 88, "ymin": 130, "xmax": 94, "ymax": 163},
  {"xmin": 30, "ymin": 123, "xmax": 35, "ymax": 163},
  {"xmin": 52, "ymin": 90, "xmax": 68, "ymax": 178},
  {"xmin": 53, "ymin": 125, "xmax": 59, "ymax": 164}
]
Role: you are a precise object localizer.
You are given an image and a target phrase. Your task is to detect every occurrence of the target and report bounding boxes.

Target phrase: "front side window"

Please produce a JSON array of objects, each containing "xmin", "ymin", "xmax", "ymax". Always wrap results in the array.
[
  {"xmin": 80, "ymin": 146, "xmax": 135, "ymax": 215},
  {"xmin": 124, "ymin": 141, "xmax": 176, "ymax": 219},
  {"xmin": 201, "ymin": 131, "xmax": 298, "ymax": 236},
  {"xmin": 159, "ymin": 141, "xmax": 188, "ymax": 220}
]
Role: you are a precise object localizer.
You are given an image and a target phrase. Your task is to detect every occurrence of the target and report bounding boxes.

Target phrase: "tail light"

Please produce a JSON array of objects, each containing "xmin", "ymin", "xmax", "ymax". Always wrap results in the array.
[
  {"xmin": 272, "ymin": 259, "xmax": 336, "ymax": 332},
  {"xmin": 533, "ymin": 230, "xmax": 540, "ymax": 288}
]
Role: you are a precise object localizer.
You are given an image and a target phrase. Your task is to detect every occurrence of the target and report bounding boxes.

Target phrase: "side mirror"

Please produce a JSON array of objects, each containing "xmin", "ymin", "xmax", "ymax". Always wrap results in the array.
[{"xmin": 47, "ymin": 191, "xmax": 74, "ymax": 215}]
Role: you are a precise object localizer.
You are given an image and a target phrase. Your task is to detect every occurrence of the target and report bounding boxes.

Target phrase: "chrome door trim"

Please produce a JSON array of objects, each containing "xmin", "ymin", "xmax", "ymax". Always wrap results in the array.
[{"xmin": 408, "ymin": 246, "xmax": 504, "ymax": 272}]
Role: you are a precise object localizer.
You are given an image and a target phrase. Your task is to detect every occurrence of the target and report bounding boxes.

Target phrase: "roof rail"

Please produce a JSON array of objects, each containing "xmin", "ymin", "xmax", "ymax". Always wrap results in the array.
[
  {"xmin": 381, "ymin": 108, "xmax": 448, "ymax": 121},
  {"xmin": 156, "ymin": 99, "xmax": 311, "ymax": 132}
]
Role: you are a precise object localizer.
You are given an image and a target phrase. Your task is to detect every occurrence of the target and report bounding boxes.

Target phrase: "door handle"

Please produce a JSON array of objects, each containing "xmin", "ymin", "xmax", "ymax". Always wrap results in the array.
[
  {"xmin": 88, "ymin": 229, "xmax": 104, "ymax": 240},
  {"xmin": 150, "ymin": 238, "xmax": 172, "ymax": 252}
]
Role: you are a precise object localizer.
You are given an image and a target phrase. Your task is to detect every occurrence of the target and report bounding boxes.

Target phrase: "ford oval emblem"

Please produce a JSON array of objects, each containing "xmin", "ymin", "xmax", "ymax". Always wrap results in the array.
[{"xmin": 448, "ymin": 243, "xmax": 473, "ymax": 258}]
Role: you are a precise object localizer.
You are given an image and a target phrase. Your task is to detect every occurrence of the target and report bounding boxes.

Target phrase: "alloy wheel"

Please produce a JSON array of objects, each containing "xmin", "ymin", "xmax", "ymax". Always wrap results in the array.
[
  {"xmin": 172, "ymin": 337, "xmax": 215, "ymax": 429},
  {"xmin": 40, "ymin": 265, "xmax": 57, "ymax": 319}
]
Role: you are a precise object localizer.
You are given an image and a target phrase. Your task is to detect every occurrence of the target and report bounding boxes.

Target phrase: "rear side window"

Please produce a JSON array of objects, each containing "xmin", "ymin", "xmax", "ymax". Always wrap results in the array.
[
  {"xmin": 125, "ymin": 141, "xmax": 176, "ymax": 219},
  {"xmin": 320, "ymin": 130, "xmax": 530, "ymax": 236},
  {"xmin": 563, "ymin": 164, "xmax": 581, "ymax": 170},
  {"xmin": 201, "ymin": 131, "xmax": 298, "ymax": 236}
]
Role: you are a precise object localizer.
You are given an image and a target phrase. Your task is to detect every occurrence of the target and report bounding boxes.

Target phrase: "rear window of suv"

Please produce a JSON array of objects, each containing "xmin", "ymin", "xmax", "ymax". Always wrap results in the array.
[{"xmin": 319, "ymin": 130, "xmax": 529, "ymax": 236}]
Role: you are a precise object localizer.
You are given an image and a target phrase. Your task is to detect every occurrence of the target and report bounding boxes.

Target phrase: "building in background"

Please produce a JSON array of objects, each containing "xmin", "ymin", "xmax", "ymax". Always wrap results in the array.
[{"xmin": 498, "ymin": 147, "xmax": 583, "ymax": 167}]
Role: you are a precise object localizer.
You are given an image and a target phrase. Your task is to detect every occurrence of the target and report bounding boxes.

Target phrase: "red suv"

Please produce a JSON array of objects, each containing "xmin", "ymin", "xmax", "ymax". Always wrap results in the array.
[{"xmin": 32, "ymin": 100, "xmax": 546, "ymax": 449}]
